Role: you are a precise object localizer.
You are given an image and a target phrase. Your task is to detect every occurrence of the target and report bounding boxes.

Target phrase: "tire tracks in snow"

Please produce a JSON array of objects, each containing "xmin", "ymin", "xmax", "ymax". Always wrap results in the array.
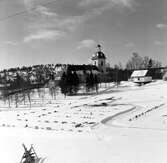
[{"xmin": 92, "ymin": 103, "xmax": 167, "ymax": 132}]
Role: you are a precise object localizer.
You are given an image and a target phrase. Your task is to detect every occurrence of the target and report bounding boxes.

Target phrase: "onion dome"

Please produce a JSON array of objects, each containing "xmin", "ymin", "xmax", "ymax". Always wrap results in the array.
[{"xmin": 92, "ymin": 44, "xmax": 106, "ymax": 60}]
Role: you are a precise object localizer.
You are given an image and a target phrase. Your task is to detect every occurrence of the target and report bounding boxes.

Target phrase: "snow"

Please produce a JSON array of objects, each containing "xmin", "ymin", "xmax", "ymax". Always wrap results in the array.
[
  {"xmin": 131, "ymin": 70, "xmax": 148, "ymax": 77},
  {"xmin": 1, "ymin": 81, "xmax": 167, "ymax": 163}
]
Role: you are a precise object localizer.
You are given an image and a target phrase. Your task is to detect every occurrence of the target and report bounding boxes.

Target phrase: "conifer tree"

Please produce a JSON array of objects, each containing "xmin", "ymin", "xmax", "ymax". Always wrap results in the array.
[
  {"xmin": 86, "ymin": 72, "xmax": 98, "ymax": 93},
  {"xmin": 72, "ymin": 71, "xmax": 80, "ymax": 95},
  {"xmin": 59, "ymin": 72, "xmax": 68, "ymax": 97},
  {"xmin": 94, "ymin": 74, "xmax": 99, "ymax": 93},
  {"xmin": 66, "ymin": 70, "xmax": 73, "ymax": 95}
]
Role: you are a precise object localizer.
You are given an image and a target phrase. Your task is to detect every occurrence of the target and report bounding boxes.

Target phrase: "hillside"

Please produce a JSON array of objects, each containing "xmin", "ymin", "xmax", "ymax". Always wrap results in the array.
[{"xmin": 0, "ymin": 81, "xmax": 167, "ymax": 163}]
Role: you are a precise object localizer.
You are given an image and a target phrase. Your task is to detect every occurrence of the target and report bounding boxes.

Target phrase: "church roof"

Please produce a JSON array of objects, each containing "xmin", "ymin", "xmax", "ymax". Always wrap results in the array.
[{"xmin": 67, "ymin": 64, "xmax": 99, "ymax": 71}]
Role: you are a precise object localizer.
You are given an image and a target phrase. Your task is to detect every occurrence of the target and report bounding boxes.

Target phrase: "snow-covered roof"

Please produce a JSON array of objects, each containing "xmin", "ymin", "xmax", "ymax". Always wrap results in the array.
[{"xmin": 131, "ymin": 70, "xmax": 148, "ymax": 77}]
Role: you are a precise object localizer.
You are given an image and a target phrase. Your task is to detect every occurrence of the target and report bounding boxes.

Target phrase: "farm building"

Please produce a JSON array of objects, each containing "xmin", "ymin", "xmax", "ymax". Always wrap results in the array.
[{"xmin": 130, "ymin": 70, "xmax": 152, "ymax": 84}]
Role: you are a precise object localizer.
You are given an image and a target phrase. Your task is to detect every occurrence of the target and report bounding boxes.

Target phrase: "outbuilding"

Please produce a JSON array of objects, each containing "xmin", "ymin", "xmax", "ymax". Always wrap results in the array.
[{"xmin": 130, "ymin": 70, "xmax": 152, "ymax": 84}]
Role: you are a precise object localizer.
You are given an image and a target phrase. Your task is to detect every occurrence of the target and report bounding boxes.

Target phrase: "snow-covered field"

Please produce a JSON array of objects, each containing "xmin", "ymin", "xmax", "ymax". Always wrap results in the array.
[{"xmin": 1, "ymin": 81, "xmax": 167, "ymax": 163}]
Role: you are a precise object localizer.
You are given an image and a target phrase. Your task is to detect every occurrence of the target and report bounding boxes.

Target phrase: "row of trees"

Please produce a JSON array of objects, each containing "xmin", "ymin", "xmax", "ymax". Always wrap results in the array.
[
  {"xmin": 126, "ymin": 53, "xmax": 161, "ymax": 70},
  {"xmin": 86, "ymin": 72, "xmax": 99, "ymax": 93},
  {"xmin": 1, "ymin": 73, "xmax": 33, "ymax": 108},
  {"xmin": 59, "ymin": 71, "xmax": 99, "ymax": 97},
  {"xmin": 0, "ymin": 64, "xmax": 63, "ymax": 86},
  {"xmin": 1, "ymin": 63, "xmax": 63, "ymax": 74},
  {"xmin": 59, "ymin": 71, "xmax": 80, "ymax": 96}
]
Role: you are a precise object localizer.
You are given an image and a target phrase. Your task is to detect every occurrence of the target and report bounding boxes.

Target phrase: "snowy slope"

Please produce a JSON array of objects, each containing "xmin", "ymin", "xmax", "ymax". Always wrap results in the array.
[{"xmin": 1, "ymin": 81, "xmax": 167, "ymax": 163}]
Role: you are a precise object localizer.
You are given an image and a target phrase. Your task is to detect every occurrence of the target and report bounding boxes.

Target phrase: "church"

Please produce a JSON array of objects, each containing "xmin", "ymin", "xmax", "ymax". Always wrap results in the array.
[
  {"xmin": 54, "ymin": 44, "xmax": 108, "ymax": 82},
  {"xmin": 91, "ymin": 44, "xmax": 107, "ymax": 73},
  {"xmin": 60, "ymin": 44, "xmax": 107, "ymax": 74}
]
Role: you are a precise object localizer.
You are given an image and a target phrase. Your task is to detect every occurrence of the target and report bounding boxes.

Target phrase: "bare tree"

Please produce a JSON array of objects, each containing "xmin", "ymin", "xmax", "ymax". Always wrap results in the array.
[
  {"xmin": 27, "ymin": 90, "xmax": 32, "ymax": 108},
  {"xmin": 2, "ymin": 89, "xmax": 11, "ymax": 108},
  {"xmin": 126, "ymin": 52, "xmax": 143, "ymax": 70},
  {"xmin": 126, "ymin": 53, "xmax": 162, "ymax": 70}
]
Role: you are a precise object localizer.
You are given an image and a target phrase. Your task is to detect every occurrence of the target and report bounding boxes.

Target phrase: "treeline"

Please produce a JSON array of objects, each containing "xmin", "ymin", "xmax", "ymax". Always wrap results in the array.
[
  {"xmin": 0, "ymin": 64, "xmax": 63, "ymax": 108},
  {"xmin": 1, "ymin": 63, "xmax": 63, "ymax": 74},
  {"xmin": 0, "ymin": 64, "xmax": 65, "ymax": 86},
  {"xmin": 59, "ymin": 71, "xmax": 99, "ymax": 97},
  {"xmin": 105, "ymin": 53, "xmax": 163, "ymax": 83},
  {"xmin": 1, "ymin": 74, "xmax": 33, "ymax": 108},
  {"xmin": 126, "ymin": 52, "xmax": 161, "ymax": 70},
  {"xmin": 0, "ymin": 64, "xmax": 100, "ymax": 107},
  {"xmin": 105, "ymin": 68, "xmax": 132, "ymax": 83}
]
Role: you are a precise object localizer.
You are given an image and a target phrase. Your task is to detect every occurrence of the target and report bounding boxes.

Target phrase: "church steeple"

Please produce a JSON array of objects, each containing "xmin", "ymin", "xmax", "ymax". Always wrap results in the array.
[
  {"xmin": 97, "ymin": 44, "xmax": 102, "ymax": 52},
  {"xmin": 91, "ymin": 44, "xmax": 107, "ymax": 73}
]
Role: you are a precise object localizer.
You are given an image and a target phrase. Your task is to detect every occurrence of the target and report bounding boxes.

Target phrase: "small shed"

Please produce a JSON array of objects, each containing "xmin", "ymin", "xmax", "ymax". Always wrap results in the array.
[{"xmin": 131, "ymin": 70, "xmax": 152, "ymax": 84}]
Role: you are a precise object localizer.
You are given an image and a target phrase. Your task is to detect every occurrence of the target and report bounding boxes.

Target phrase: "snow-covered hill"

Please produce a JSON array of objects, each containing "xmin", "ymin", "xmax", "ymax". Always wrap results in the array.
[{"xmin": 1, "ymin": 80, "xmax": 167, "ymax": 163}]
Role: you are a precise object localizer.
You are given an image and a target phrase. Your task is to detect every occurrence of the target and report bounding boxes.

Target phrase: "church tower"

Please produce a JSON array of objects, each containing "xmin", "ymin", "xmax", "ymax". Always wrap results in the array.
[{"xmin": 91, "ymin": 44, "xmax": 106, "ymax": 73}]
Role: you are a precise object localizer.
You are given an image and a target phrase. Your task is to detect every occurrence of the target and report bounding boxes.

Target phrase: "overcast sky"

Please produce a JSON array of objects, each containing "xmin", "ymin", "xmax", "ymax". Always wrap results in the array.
[{"xmin": 0, "ymin": 0, "xmax": 167, "ymax": 69}]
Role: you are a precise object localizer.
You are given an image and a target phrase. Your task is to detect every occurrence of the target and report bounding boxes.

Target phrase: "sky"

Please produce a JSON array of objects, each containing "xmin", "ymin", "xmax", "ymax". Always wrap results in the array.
[{"xmin": 0, "ymin": 0, "xmax": 167, "ymax": 69}]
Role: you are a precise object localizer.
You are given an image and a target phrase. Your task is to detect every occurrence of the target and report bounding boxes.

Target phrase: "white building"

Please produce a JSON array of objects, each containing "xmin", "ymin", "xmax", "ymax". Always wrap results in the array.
[
  {"xmin": 91, "ymin": 44, "xmax": 106, "ymax": 73},
  {"xmin": 131, "ymin": 70, "xmax": 152, "ymax": 84}
]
